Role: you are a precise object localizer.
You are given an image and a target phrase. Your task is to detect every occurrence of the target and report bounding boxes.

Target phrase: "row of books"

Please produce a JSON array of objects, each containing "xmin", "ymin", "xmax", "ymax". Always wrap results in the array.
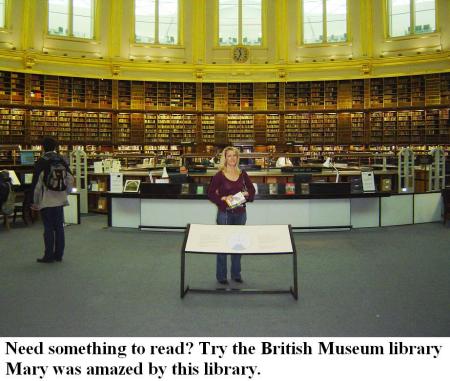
[{"xmin": 179, "ymin": 182, "xmax": 308, "ymax": 197}]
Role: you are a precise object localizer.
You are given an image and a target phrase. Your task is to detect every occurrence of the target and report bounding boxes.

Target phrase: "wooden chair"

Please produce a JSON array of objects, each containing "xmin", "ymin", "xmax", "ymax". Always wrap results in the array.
[
  {"xmin": 442, "ymin": 188, "xmax": 450, "ymax": 225},
  {"xmin": 12, "ymin": 191, "xmax": 34, "ymax": 225}
]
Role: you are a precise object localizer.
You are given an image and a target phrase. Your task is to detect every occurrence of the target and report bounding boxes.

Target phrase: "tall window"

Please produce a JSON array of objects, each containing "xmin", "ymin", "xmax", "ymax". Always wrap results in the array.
[
  {"xmin": 48, "ymin": 0, "xmax": 94, "ymax": 39},
  {"xmin": 302, "ymin": 0, "xmax": 347, "ymax": 44},
  {"xmin": 135, "ymin": 0, "xmax": 178, "ymax": 44},
  {"xmin": 388, "ymin": 0, "xmax": 436, "ymax": 37},
  {"xmin": 218, "ymin": 0, "xmax": 262, "ymax": 46},
  {"xmin": 0, "ymin": 0, "xmax": 6, "ymax": 28}
]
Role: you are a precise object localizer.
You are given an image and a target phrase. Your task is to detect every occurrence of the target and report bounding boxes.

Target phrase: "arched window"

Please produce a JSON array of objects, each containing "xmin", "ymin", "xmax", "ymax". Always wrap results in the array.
[
  {"xmin": 0, "ymin": 0, "xmax": 6, "ymax": 28},
  {"xmin": 218, "ymin": 0, "xmax": 262, "ymax": 46},
  {"xmin": 135, "ymin": 0, "xmax": 179, "ymax": 44},
  {"xmin": 302, "ymin": 0, "xmax": 347, "ymax": 44},
  {"xmin": 388, "ymin": 0, "xmax": 436, "ymax": 37},
  {"xmin": 48, "ymin": 0, "xmax": 94, "ymax": 39}
]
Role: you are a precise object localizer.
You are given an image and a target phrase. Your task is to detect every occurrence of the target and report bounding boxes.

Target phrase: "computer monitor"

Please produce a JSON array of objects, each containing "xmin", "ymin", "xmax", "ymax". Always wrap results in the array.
[
  {"xmin": 20, "ymin": 150, "xmax": 35, "ymax": 165},
  {"xmin": 169, "ymin": 173, "xmax": 190, "ymax": 184}
]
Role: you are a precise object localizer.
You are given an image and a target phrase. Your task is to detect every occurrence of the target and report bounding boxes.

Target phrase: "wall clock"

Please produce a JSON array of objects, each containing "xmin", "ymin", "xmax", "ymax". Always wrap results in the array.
[{"xmin": 232, "ymin": 46, "xmax": 249, "ymax": 63}]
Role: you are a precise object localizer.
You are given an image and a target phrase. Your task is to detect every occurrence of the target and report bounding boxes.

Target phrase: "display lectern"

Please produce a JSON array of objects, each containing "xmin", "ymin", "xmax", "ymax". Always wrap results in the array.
[{"xmin": 180, "ymin": 224, "xmax": 298, "ymax": 299}]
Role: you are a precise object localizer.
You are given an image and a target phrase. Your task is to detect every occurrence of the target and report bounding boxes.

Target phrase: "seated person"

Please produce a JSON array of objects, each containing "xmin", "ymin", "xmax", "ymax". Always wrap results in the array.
[
  {"xmin": 0, "ymin": 170, "xmax": 12, "ymax": 211},
  {"xmin": 275, "ymin": 154, "xmax": 293, "ymax": 168}
]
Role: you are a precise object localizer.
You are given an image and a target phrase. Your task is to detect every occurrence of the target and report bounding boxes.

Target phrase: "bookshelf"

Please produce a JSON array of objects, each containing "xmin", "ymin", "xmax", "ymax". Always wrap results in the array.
[
  {"xmin": 182, "ymin": 114, "xmax": 197, "ymax": 142},
  {"xmin": 253, "ymin": 83, "xmax": 267, "ymax": 110},
  {"xmin": 311, "ymin": 113, "xmax": 324, "ymax": 143},
  {"xmin": 130, "ymin": 112, "xmax": 144, "ymax": 143},
  {"xmin": 170, "ymin": 82, "xmax": 183, "ymax": 109},
  {"xmin": 72, "ymin": 111, "xmax": 86, "ymax": 142},
  {"xmin": 267, "ymin": 82, "xmax": 280, "ymax": 110},
  {"xmin": 369, "ymin": 112, "xmax": 383, "ymax": 143},
  {"xmin": 411, "ymin": 110, "xmax": 425, "ymax": 143},
  {"xmin": 116, "ymin": 113, "xmax": 131, "ymax": 143},
  {"xmin": 99, "ymin": 79, "xmax": 113, "ymax": 109},
  {"xmin": 323, "ymin": 113, "xmax": 337, "ymax": 144},
  {"xmin": 425, "ymin": 109, "xmax": 440, "ymax": 143},
  {"xmin": 118, "ymin": 80, "xmax": 132, "ymax": 109},
  {"xmin": 85, "ymin": 112, "xmax": 100, "ymax": 142},
  {"xmin": 228, "ymin": 83, "xmax": 240, "ymax": 111},
  {"xmin": 0, "ymin": 72, "xmax": 11, "ymax": 103},
  {"xmin": 73, "ymin": 78, "xmax": 86, "ymax": 108},
  {"xmin": 144, "ymin": 113, "xmax": 158, "ymax": 143},
  {"xmin": 383, "ymin": 77, "xmax": 397, "ymax": 108},
  {"xmin": 131, "ymin": 81, "xmax": 145, "ymax": 110},
  {"xmin": 44, "ymin": 110, "xmax": 59, "ymax": 138},
  {"xmin": 59, "ymin": 77, "xmax": 72, "ymax": 107},
  {"xmin": 145, "ymin": 82, "xmax": 158, "ymax": 110},
  {"xmin": 441, "ymin": 73, "xmax": 450, "ymax": 105},
  {"xmin": 99, "ymin": 112, "xmax": 113, "ymax": 143},
  {"xmin": 398, "ymin": 76, "xmax": 411, "ymax": 106},
  {"xmin": 311, "ymin": 81, "xmax": 325, "ymax": 110},
  {"xmin": 266, "ymin": 114, "xmax": 280, "ymax": 143},
  {"xmin": 0, "ymin": 108, "xmax": 25, "ymax": 143},
  {"xmin": 30, "ymin": 109, "xmax": 45, "ymax": 143},
  {"xmin": 351, "ymin": 79, "xmax": 365, "ymax": 109},
  {"xmin": 44, "ymin": 76, "xmax": 59, "ymax": 106},
  {"xmin": 285, "ymin": 82, "xmax": 298, "ymax": 110},
  {"xmin": 370, "ymin": 78, "xmax": 383, "ymax": 108},
  {"xmin": 241, "ymin": 83, "xmax": 253, "ymax": 111},
  {"xmin": 397, "ymin": 110, "xmax": 411, "ymax": 143},
  {"xmin": 183, "ymin": 82, "xmax": 197, "ymax": 110},
  {"xmin": 383, "ymin": 111, "xmax": 396, "ymax": 143},
  {"xmin": 11, "ymin": 73, "xmax": 25, "ymax": 105},
  {"xmin": 157, "ymin": 82, "xmax": 171, "ymax": 109},
  {"xmin": 324, "ymin": 81, "xmax": 338, "ymax": 110},
  {"xmin": 411, "ymin": 75, "xmax": 425, "ymax": 106},
  {"xmin": 201, "ymin": 83, "xmax": 215, "ymax": 111},
  {"xmin": 350, "ymin": 112, "xmax": 365, "ymax": 143},
  {"xmin": 86, "ymin": 78, "xmax": 99, "ymax": 108},
  {"xmin": 30, "ymin": 74, "xmax": 44, "ymax": 106},
  {"xmin": 227, "ymin": 114, "xmax": 254, "ymax": 142},
  {"xmin": 337, "ymin": 81, "xmax": 352, "ymax": 109},
  {"xmin": 201, "ymin": 114, "xmax": 215, "ymax": 143},
  {"xmin": 0, "ymin": 70, "xmax": 448, "ymax": 147}
]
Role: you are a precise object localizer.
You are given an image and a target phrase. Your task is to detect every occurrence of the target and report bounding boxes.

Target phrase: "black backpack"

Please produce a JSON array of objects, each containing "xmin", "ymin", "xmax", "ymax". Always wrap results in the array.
[{"xmin": 44, "ymin": 156, "xmax": 69, "ymax": 191}]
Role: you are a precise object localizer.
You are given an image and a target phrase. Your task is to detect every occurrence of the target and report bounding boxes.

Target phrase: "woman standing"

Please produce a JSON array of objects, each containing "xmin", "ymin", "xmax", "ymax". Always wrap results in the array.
[{"xmin": 207, "ymin": 146, "xmax": 255, "ymax": 284}]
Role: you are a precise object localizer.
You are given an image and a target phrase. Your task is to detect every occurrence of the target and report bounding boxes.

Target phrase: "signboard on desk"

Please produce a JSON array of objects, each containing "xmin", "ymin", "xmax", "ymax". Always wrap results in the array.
[
  {"xmin": 110, "ymin": 173, "xmax": 123, "ymax": 193},
  {"xmin": 361, "ymin": 171, "xmax": 376, "ymax": 193}
]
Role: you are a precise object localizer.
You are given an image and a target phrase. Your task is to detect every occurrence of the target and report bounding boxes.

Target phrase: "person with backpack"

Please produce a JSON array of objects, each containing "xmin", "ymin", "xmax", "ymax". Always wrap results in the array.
[
  {"xmin": 0, "ymin": 170, "xmax": 15, "ymax": 217},
  {"xmin": 31, "ymin": 137, "xmax": 74, "ymax": 263}
]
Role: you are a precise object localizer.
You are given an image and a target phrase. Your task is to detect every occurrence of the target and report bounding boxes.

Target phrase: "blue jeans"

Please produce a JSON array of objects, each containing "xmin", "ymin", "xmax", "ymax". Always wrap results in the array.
[
  {"xmin": 40, "ymin": 206, "xmax": 65, "ymax": 260},
  {"xmin": 216, "ymin": 209, "xmax": 247, "ymax": 281}
]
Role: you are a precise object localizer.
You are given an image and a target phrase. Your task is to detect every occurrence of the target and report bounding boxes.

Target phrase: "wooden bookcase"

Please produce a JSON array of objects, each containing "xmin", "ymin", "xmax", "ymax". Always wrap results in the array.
[
  {"xmin": 201, "ymin": 114, "xmax": 215, "ymax": 143},
  {"xmin": 0, "ymin": 70, "xmax": 449, "ymax": 148}
]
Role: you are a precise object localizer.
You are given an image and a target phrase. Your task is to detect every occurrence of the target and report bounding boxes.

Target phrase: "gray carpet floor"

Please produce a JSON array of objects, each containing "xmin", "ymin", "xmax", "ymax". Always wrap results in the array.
[{"xmin": 1, "ymin": 215, "xmax": 449, "ymax": 337}]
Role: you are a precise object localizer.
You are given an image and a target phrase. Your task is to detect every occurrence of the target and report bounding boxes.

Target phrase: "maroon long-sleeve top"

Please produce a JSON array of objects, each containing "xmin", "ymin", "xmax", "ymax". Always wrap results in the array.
[{"xmin": 207, "ymin": 170, "xmax": 256, "ymax": 213}]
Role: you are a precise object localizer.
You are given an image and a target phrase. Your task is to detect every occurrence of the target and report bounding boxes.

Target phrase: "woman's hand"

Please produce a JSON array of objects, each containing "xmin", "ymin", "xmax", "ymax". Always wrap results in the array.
[
  {"xmin": 221, "ymin": 195, "xmax": 233, "ymax": 203},
  {"xmin": 242, "ymin": 191, "xmax": 249, "ymax": 198}
]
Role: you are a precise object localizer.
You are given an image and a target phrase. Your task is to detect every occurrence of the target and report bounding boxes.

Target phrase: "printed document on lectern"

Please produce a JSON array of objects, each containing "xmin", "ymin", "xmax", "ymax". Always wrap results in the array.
[{"xmin": 185, "ymin": 225, "xmax": 293, "ymax": 254}]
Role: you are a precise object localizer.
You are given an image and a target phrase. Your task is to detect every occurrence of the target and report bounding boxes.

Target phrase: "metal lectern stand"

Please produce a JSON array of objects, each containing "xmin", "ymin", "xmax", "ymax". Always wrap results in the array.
[
  {"xmin": 397, "ymin": 147, "xmax": 415, "ymax": 193},
  {"xmin": 428, "ymin": 147, "xmax": 445, "ymax": 191},
  {"xmin": 70, "ymin": 148, "xmax": 88, "ymax": 213}
]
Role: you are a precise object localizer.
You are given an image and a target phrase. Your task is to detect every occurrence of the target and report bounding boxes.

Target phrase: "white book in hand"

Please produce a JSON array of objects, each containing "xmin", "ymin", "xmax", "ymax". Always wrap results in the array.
[{"xmin": 226, "ymin": 192, "xmax": 246, "ymax": 208}]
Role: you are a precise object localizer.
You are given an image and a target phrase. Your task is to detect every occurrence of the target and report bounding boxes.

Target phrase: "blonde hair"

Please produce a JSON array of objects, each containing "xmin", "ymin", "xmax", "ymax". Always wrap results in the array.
[{"xmin": 218, "ymin": 146, "xmax": 241, "ymax": 172}]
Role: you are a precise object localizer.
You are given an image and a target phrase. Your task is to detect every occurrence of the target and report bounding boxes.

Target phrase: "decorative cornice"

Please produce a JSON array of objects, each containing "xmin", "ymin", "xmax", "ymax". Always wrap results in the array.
[{"xmin": 0, "ymin": 50, "xmax": 449, "ymax": 81}]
